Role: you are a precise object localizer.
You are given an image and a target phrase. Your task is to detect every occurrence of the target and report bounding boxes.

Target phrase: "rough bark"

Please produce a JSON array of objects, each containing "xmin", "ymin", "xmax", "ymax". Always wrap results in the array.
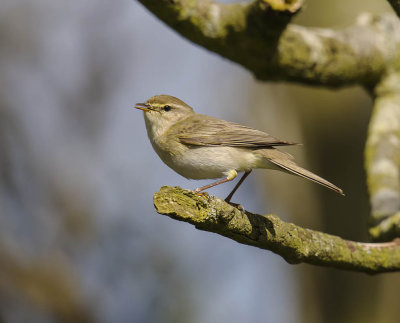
[
  {"xmin": 366, "ymin": 73, "xmax": 400, "ymax": 241},
  {"xmin": 154, "ymin": 186, "xmax": 400, "ymax": 274},
  {"xmin": 137, "ymin": 0, "xmax": 400, "ymax": 86}
]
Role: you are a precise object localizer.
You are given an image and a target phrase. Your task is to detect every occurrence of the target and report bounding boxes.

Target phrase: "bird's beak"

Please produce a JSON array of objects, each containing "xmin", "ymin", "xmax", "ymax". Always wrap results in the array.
[{"xmin": 134, "ymin": 103, "xmax": 152, "ymax": 112}]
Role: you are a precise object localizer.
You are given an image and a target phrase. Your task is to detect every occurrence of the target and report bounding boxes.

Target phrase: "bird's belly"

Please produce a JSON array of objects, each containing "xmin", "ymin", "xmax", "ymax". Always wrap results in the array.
[{"xmin": 164, "ymin": 146, "xmax": 261, "ymax": 179}]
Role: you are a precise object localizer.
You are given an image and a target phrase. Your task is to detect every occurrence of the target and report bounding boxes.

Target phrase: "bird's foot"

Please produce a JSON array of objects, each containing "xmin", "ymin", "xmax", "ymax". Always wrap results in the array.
[{"xmin": 194, "ymin": 189, "xmax": 209, "ymax": 198}]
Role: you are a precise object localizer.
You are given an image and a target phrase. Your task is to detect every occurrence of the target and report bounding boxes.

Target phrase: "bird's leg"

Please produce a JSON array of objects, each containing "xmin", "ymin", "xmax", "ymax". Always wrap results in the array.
[
  {"xmin": 194, "ymin": 170, "xmax": 237, "ymax": 194},
  {"xmin": 224, "ymin": 170, "xmax": 252, "ymax": 203}
]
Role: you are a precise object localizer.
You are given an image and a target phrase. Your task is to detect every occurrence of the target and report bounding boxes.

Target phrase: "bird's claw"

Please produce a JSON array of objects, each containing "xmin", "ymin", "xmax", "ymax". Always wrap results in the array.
[{"xmin": 194, "ymin": 190, "xmax": 209, "ymax": 198}]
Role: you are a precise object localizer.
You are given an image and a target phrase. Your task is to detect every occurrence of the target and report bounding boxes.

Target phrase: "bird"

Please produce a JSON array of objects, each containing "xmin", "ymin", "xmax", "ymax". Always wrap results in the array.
[{"xmin": 135, "ymin": 95, "xmax": 344, "ymax": 202}]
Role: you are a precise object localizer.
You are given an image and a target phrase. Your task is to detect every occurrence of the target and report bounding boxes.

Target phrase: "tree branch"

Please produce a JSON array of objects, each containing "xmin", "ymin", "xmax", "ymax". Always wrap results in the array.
[
  {"xmin": 137, "ymin": 0, "xmax": 399, "ymax": 86},
  {"xmin": 365, "ymin": 72, "xmax": 400, "ymax": 241},
  {"xmin": 153, "ymin": 186, "xmax": 400, "ymax": 274}
]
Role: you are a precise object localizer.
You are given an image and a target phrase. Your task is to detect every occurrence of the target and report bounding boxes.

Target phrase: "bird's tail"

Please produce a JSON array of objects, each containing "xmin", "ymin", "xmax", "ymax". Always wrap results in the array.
[{"xmin": 256, "ymin": 149, "xmax": 344, "ymax": 196}]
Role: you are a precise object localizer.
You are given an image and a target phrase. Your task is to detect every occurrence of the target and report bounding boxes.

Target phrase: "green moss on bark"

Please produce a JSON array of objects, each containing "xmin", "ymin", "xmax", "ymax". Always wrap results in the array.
[{"xmin": 153, "ymin": 186, "xmax": 400, "ymax": 274}]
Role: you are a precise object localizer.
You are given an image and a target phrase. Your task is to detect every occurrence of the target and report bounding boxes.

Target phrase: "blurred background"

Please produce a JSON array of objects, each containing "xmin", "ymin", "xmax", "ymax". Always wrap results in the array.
[{"xmin": 1, "ymin": 0, "xmax": 399, "ymax": 322}]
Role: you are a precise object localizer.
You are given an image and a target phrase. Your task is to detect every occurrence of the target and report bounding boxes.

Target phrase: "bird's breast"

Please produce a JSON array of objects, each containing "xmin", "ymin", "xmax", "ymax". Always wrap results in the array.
[
  {"xmin": 144, "ymin": 117, "xmax": 264, "ymax": 179},
  {"xmin": 152, "ymin": 141, "xmax": 262, "ymax": 179}
]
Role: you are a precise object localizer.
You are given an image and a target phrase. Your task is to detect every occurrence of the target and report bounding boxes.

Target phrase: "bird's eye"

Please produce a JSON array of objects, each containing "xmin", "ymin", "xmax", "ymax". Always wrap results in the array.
[{"xmin": 163, "ymin": 105, "xmax": 171, "ymax": 112}]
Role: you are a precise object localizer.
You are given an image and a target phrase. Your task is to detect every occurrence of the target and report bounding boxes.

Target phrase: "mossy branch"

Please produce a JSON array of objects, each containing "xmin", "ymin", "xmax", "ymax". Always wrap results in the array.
[
  {"xmin": 137, "ymin": 0, "xmax": 400, "ymax": 87},
  {"xmin": 154, "ymin": 186, "xmax": 400, "ymax": 274},
  {"xmin": 365, "ymin": 73, "xmax": 400, "ymax": 241}
]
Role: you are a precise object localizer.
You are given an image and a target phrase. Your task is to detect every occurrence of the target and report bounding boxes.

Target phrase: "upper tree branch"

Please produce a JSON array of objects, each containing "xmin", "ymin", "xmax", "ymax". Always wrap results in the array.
[
  {"xmin": 154, "ymin": 186, "xmax": 400, "ymax": 274},
  {"xmin": 138, "ymin": 0, "xmax": 399, "ymax": 87}
]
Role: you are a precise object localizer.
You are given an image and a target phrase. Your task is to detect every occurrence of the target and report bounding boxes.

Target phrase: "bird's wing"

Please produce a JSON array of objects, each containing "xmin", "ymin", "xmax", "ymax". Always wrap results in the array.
[{"xmin": 174, "ymin": 114, "xmax": 297, "ymax": 148}]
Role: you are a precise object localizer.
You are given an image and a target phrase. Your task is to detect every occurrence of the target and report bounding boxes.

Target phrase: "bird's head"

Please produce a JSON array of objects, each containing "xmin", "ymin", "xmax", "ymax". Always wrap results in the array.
[{"xmin": 135, "ymin": 95, "xmax": 194, "ymax": 133}]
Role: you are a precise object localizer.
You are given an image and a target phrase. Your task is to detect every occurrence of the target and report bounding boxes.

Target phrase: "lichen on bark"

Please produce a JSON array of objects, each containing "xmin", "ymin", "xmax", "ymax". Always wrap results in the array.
[
  {"xmin": 154, "ymin": 186, "xmax": 400, "ymax": 274},
  {"xmin": 365, "ymin": 73, "xmax": 400, "ymax": 241}
]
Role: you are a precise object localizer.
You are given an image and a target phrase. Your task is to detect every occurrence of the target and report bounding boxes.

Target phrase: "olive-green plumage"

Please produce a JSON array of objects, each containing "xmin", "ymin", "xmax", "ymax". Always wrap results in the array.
[{"xmin": 135, "ymin": 95, "xmax": 344, "ymax": 201}]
